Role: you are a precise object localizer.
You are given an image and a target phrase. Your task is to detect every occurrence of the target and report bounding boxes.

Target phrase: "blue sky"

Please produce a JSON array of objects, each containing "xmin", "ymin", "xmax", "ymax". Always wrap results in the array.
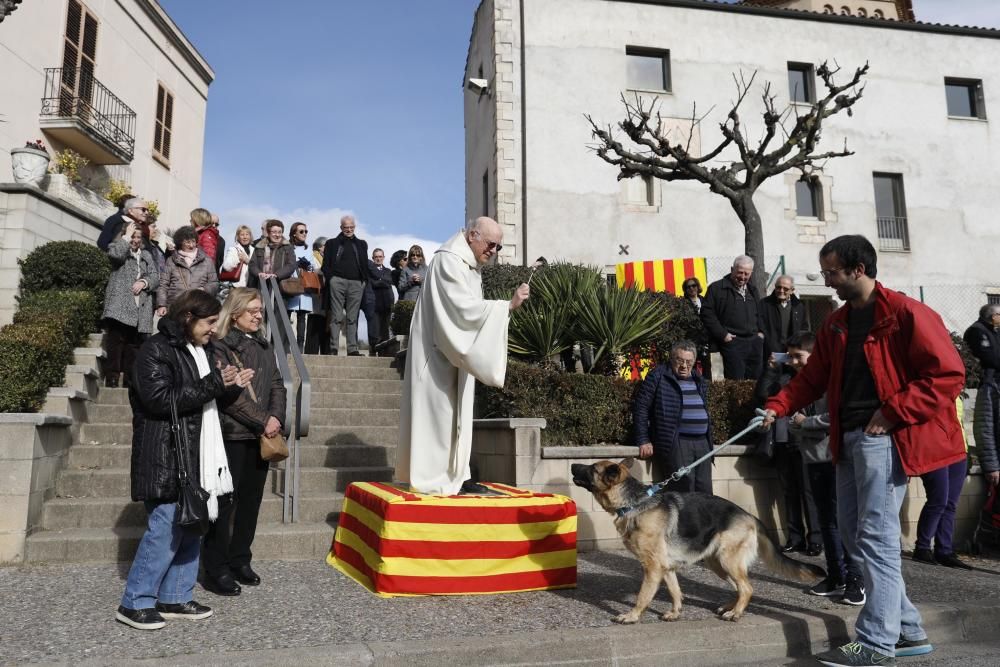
[
  {"xmin": 159, "ymin": 0, "xmax": 999, "ymax": 253},
  {"xmin": 159, "ymin": 0, "xmax": 481, "ymax": 254}
]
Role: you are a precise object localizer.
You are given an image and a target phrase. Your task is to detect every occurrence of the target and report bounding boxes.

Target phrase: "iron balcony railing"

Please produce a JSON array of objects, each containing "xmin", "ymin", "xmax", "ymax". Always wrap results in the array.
[
  {"xmin": 40, "ymin": 67, "xmax": 136, "ymax": 161},
  {"xmin": 876, "ymin": 216, "xmax": 910, "ymax": 252}
]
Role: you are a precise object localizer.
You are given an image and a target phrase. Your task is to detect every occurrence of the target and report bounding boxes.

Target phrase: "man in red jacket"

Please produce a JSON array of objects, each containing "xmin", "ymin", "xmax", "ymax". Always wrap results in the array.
[{"xmin": 762, "ymin": 235, "xmax": 964, "ymax": 667}]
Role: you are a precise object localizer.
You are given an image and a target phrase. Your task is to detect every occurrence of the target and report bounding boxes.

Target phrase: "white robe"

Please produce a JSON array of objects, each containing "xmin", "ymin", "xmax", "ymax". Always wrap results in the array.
[{"xmin": 396, "ymin": 231, "xmax": 510, "ymax": 495}]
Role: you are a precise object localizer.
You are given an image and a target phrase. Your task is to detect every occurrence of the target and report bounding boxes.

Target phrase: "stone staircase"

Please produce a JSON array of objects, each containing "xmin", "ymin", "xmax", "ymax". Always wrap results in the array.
[{"xmin": 24, "ymin": 343, "xmax": 401, "ymax": 564}]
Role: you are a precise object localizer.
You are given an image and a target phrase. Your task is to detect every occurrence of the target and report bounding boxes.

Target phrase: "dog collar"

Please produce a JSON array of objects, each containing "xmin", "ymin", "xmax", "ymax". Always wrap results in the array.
[{"xmin": 614, "ymin": 484, "xmax": 662, "ymax": 518}]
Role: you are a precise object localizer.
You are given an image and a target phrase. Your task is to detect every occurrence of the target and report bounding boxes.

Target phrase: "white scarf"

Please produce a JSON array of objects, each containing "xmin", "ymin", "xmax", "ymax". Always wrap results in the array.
[{"xmin": 185, "ymin": 343, "xmax": 233, "ymax": 520}]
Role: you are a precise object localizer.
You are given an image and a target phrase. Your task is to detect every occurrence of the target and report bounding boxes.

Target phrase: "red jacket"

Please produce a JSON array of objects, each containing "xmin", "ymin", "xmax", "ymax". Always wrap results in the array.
[
  {"xmin": 765, "ymin": 283, "xmax": 965, "ymax": 476},
  {"xmin": 197, "ymin": 226, "xmax": 223, "ymax": 270}
]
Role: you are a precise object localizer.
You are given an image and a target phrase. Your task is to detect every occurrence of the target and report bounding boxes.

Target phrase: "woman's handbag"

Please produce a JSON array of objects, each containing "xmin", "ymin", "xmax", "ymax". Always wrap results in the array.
[
  {"xmin": 228, "ymin": 350, "xmax": 289, "ymax": 463},
  {"xmin": 279, "ymin": 277, "xmax": 304, "ymax": 297},
  {"xmin": 299, "ymin": 270, "xmax": 321, "ymax": 293},
  {"xmin": 169, "ymin": 393, "xmax": 211, "ymax": 535},
  {"xmin": 219, "ymin": 263, "xmax": 243, "ymax": 282}
]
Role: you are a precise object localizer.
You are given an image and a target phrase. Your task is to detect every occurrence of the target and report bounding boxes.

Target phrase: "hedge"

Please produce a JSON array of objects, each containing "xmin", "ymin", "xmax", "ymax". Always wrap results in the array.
[
  {"xmin": 17, "ymin": 240, "xmax": 111, "ymax": 312},
  {"xmin": 476, "ymin": 362, "xmax": 758, "ymax": 447},
  {"xmin": 391, "ymin": 299, "xmax": 416, "ymax": 337}
]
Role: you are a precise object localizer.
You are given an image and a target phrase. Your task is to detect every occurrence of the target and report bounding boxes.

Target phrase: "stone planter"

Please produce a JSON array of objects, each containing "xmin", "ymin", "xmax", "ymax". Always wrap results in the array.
[
  {"xmin": 42, "ymin": 173, "xmax": 115, "ymax": 220},
  {"xmin": 10, "ymin": 147, "xmax": 50, "ymax": 186}
]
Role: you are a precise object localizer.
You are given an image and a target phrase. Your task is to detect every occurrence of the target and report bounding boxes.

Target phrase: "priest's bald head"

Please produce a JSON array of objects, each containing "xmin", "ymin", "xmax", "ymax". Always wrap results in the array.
[{"xmin": 464, "ymin": 217, "xmax": 503, "ymax": 266}]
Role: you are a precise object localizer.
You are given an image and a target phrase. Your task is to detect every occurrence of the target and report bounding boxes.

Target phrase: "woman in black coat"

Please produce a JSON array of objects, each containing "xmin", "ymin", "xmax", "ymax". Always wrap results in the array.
[
  {"xmin": 117, "ymin": 290, "xmax": 248, "ymax": 631},
  {"xmin": 202, "ymin": 287, "xmax": 287, "ymax": 595}
]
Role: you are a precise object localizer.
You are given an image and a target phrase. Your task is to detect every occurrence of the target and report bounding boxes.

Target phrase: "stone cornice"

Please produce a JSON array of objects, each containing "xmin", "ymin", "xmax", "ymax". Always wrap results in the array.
[{"xmin": 129, "ymin": 0, "xmax": 215, "ymax": 86}]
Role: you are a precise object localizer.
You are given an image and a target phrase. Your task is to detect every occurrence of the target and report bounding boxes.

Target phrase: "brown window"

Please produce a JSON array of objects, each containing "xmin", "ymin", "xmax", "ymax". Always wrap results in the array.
[
  {"xmin": 153, "ymin": 83, "xmax": 174, "ymax": 165},
  {"xmin": 60, "ymin": 0, "xmax": 98, "ymax": 112}
]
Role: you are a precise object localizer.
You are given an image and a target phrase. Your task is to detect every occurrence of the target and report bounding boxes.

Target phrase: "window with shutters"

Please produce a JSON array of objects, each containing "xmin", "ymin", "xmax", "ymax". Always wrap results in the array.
[
  {"xmin": 153, "ymin": 83, "xmax": 174, "ymax": 166},
  {"xmin": 60, "ymin": 0, "xmax": 98, "ymax": 115}
]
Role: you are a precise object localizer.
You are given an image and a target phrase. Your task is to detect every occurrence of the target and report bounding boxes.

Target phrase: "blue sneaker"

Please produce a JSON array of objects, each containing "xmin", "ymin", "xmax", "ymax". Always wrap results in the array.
[{"xmin": 895, "ymin": 637, "xmax": 933, "ymax": 657}]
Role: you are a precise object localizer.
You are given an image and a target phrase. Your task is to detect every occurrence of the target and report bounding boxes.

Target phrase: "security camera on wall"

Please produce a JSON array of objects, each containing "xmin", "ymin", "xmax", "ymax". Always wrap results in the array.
[{"xmin": 466, "ymin": 78, "xmax": 490, "ymax": 96}]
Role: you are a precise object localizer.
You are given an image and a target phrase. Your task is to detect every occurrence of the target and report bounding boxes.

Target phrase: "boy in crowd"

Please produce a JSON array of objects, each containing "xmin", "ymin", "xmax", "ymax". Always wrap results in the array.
[{"xmin": 786, "ymin": 333, "xmax": 865, "ymax": 606}]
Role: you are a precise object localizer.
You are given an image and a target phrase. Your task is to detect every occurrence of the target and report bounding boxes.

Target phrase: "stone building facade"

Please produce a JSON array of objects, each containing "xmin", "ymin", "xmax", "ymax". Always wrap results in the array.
[{"xmin": 464, "ymin": 0, "xmax": 1000, "ymax": 330}]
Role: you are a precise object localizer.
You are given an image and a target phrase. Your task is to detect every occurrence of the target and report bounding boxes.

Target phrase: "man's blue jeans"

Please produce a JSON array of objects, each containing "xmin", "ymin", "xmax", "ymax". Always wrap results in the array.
[
  {"xmin": 120, "ymin": 501, "xmax": 201, "ymax": 610},
  {"xmin": 837, "ymin": 429, "xmax": 926, "ymax": 655}
]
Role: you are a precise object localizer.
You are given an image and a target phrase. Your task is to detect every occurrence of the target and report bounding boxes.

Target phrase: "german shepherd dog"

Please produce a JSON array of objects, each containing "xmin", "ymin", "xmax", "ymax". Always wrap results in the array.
[{"xmin": 571, "ymin": 459, "xmax": 825, "ymax": 623}]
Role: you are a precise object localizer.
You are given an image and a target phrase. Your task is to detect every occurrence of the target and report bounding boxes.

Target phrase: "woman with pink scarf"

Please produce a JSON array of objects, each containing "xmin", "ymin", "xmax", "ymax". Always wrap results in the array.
[{"xmin": 156, "ymin": 225, "xmax": 219, "ymax": 316}]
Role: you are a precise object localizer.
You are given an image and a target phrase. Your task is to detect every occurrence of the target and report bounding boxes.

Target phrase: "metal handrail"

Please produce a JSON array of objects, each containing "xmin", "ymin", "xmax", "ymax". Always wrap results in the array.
[{"xmin": 258, "ymin": 276, "xmax": 311, "ymax": 523}]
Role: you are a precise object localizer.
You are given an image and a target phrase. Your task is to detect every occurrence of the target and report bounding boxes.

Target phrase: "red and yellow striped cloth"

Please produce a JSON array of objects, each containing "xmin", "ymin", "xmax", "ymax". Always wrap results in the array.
[
  {"xmin": 616, "ymin": 257, "xmax": 708, "ymax": 296},
  {"xmin": 327, "ymin": 481, "xmax": 577, "ymax": 597}
]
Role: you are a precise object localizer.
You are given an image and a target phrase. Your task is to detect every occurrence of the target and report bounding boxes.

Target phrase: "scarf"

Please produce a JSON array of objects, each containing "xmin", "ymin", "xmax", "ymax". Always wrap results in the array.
[
  {"xmin": 185, "ymin": 343, "xmax": 233, "ymax": 520},
  {"xmin": 177, "ymin": 247, "xmax": 198, "ymax": 267}
]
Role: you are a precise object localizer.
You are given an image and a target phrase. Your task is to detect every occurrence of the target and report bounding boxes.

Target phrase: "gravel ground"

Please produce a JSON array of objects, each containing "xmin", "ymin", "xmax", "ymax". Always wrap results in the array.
[{"xmin": 2, "ymin": 550, "xmax": 999, "ymax": 665}]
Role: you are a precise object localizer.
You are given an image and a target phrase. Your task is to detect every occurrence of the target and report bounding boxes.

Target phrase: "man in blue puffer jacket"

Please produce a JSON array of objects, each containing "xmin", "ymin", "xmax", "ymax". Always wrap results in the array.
[{"xmin": 632, "ymin": 340, "xmax": 714, "ymax": 494}]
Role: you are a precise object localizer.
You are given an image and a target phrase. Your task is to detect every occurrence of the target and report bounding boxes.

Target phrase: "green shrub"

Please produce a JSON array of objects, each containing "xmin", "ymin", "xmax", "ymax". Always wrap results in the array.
[
  {"xmin": 0, "ymin": 321, "xmax": 74, "ymax": 412},
  {"xmin": 706, "ymin": 380, "xmax": 758, "ymax": 445},
  {"xmin": 18, "ymin": 240, "xmax": 111, "ymax": 312},
  {"xmin": 476, "ymin": 364, "xmax": 758, "ymax": 447},
  {"xmin": 15, "ymin": 290, "xmax": 100, "ymax": 346},
  {"xmin": 391, "ymin": 299, "xmax": 416, "ymax": 337},
  {"xmin": 639, "ymin": 291, "xmax": 707, "ymax": 365},
  {"xmin": 482, "ymin": 264, "xmax": 534, "ymax": 300},
  {"xmin": 575, "ymin": 284, "xmax": 670, "ymax": 374},
  {"xmin": 952, "ymin": 331, "xmax": 981, "ymax": 391},
  {"xmin": 475, "ymin": 360, "xmax": 633, "ymax": 445}
]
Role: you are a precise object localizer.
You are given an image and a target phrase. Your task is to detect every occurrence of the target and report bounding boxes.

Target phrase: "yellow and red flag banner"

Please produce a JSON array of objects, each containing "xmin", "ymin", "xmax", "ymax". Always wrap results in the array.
[
  {"xmin": 328, "ymin": 482, "xmax": 577, "ymax": 597},
  {"xmin": 616, "ymin": 257, "xmax": 708, "ymax": 296}
]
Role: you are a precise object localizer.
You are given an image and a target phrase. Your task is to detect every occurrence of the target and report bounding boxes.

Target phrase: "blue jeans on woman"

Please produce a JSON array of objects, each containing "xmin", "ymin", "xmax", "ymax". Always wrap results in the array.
[
  {"xmin": 916, "ymin": 457, "xmax": 968, "ymax": 555},
  {"xmin": 120, "ymin": 501, "xmax": 201, "ymax": 610},
  {"xmin": 837, "ymin": 429, "xmax": 927, "ymax": 655}
]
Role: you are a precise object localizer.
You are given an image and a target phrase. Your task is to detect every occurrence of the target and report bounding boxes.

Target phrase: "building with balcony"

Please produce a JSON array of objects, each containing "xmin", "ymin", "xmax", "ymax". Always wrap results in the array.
[
  {"xmin": 0, "ymin": 0, "xmax": 213, "ymax": 324},
  {"xmin": 465, "ymin": 0, "xmax": 1000, "ymax": 330}
]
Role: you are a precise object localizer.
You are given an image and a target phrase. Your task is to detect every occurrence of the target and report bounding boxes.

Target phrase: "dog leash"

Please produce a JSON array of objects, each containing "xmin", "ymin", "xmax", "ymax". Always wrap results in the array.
[{"xmin": 615, "ymin": 409, "xmax": 768, "ymax": 519}]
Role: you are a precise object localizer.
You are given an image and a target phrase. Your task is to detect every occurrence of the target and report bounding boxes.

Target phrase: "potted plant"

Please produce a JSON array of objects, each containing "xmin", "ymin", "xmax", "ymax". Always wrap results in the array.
[{"xmin": 11, "ymin": 140, "xmax": 50, "ymax": 185}]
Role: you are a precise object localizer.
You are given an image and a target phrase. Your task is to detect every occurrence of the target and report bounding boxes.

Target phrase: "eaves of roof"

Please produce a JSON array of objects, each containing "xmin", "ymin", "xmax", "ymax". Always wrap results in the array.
[{"xmin": 607, "ymin": 0, "xmax": 1000, "ymax": 39}]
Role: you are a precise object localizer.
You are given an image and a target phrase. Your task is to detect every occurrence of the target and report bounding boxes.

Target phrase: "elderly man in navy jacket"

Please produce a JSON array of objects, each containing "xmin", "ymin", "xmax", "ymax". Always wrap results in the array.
[{"xmin": 632, "ymin": 340, "xmax": 713, "ymax": 494}]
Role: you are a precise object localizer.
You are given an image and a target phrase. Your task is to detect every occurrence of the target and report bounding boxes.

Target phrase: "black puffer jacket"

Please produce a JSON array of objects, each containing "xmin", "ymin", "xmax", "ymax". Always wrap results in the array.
[
  {"xmin": 700, "ymin": 275, "xmax": 763, "ymax": 343},
  {"xmin": 964, "ymin": 318, "xmax": 1000, "ymax": 373},
  {"xmin": 127, "ymin": 318, "xmax": 228, "ymax": 502},
  {"xmin": 213, "ymin": 329, "xmax": 286, "ymax": 441},
  {"xmin": 974, "ymin": 373, "xmax": 1000, "ymax": 474}
]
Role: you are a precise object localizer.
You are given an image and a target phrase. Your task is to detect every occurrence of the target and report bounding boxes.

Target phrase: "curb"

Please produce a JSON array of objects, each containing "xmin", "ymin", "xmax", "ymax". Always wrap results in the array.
[{"xmin": 53, "ymin": 601, "xmax": 1000, "ymax": 667}]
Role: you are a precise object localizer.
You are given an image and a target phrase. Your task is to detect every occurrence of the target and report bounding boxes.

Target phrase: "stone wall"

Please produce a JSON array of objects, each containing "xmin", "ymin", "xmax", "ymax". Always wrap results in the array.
[{"xmin": 0, "ymin": 183, "xmax": 104, "ymax": 326}]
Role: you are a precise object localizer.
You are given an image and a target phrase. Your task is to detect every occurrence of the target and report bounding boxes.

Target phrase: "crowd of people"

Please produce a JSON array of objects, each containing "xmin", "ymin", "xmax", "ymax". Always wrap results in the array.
[
  {"xmin": 633, "ymin": 235, "xmax": 999, "ymax": 666},
  {"xmin": 98, "ymin": 199, "xmax": 426, "ymax": 388}
]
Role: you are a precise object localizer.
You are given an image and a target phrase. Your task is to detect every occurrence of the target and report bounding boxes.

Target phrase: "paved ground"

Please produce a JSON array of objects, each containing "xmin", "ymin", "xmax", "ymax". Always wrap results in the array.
[{"xmin": 2, "ymin": 550, "xmax": 1000, "ymax": 665}]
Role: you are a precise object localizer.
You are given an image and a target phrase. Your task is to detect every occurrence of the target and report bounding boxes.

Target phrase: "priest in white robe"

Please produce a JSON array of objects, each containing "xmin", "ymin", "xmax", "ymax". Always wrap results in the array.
[{"xmin": 396, "ymin": 217, "xmax": 530, "ymax": 495}]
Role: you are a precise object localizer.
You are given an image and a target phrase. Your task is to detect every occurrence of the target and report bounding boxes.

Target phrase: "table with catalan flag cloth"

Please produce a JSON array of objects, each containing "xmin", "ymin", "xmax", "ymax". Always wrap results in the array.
[{"xmin": 327, "ymin": 481, "xmax": 578, "ymax": 597}]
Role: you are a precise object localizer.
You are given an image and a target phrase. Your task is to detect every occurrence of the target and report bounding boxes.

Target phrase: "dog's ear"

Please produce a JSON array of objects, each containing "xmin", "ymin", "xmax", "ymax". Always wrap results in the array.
[{"xmin": 619, "ymin": 457, "xmax": 635, "ymax": 470}]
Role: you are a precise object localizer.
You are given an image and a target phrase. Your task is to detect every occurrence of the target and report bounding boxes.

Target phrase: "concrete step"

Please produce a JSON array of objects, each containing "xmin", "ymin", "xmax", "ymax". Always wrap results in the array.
[
  {"xmin": 72, "ymin": 346, "xmax": 105, "ymax": 367},
  {"xmin": 301, "ymin": 354, "xmax": 399, "ymax": 368},
  {"xmin": 58, "ymin": 465, "xmax": 392, "ymax": 497},
  {"xmin": 309, "ymin": 391, "xmax": 401, "ymax": 410},
  {"xmin": 87, "ymin": 404, "xmax": 134, "ymax": 424},
  {"xmin": 41, "ymin": 492, "xmax": 344, "ymax": 529},
  {"xmin": 24, "ymin": 520, "xmax": 339, "ymax": 564},
  {"xmin": 308, "ymin": 378, "xmax": 401, "ymax": 395},
  {"xmin": 301, "ymin": 424, "xmax": 399, "ymax": 446},
  {"xmin": 79, "ymin": 423, "xmax": 134, "ymax": 445},
  {"xmin": 300, "ymin": 365, "xmax": 401, "ymax": 381},
  {"xmin": 84, "ymin": 333, "xmax": 104, "ymax": 348},
  {"xmin": 68, "ymin": 441, "xmax": 395, "ymax": 470},
  {"xmin": 309, "ymin": 406, "xmax": 399, "ymax": 427},
  {"xmin": 93, "ymin": 387, "xmax": 130, "ymax": 405}
]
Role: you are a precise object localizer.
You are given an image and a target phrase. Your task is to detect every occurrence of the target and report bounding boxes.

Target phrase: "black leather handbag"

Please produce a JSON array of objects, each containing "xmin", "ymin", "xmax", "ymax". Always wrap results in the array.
[{"xmin": 169, "ymin": 393, "xmax": 211, "ymax": 536}]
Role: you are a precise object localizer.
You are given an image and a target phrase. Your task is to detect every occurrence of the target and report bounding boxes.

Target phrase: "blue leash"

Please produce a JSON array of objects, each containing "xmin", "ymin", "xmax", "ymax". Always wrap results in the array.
[{"xmin": 615, "ymin": 409, "xmax": 768, "ymax": 518}]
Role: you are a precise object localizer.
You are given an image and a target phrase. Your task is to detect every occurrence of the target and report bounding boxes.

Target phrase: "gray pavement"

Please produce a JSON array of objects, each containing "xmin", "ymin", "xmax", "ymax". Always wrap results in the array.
[{"xmin": 2, "ymin": 550, "xmax": 1000, "ymax": 665}]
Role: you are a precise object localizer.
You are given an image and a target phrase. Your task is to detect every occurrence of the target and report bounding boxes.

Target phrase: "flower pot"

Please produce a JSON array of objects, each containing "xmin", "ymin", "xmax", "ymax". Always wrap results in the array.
[{"xmin": 10, "ymin": 147, "xmax": 50, "ymax": 185}]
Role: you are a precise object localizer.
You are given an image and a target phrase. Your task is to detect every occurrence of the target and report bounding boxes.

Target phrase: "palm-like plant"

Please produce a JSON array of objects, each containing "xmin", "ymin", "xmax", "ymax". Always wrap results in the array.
[
  {"xmin": 575, "ymin": 283, "xmax": 671, "ymax": 373},
  {"xmin": 507, "ymin": 262, "xmax": 601, "ymax": 363}
]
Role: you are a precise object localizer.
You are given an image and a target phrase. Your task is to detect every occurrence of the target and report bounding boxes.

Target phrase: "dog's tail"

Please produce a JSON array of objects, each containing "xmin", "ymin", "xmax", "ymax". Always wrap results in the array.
[{"xmin": 754, "ymin": 519, "xmax": 826, "ymax": 583}]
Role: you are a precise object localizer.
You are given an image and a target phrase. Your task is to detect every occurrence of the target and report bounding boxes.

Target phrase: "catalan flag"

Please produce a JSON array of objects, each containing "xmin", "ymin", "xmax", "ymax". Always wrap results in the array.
[
  {"xmin": 616, "ymin": 257, "xmax": 708, "ymax": 296},
  {"xmin": 328, "ymin": 482, "xmax": 578, "ymax": 597}
]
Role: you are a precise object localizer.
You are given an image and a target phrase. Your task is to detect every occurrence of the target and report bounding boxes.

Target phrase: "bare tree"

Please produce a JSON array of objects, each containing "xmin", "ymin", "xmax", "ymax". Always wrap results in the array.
[{"xmin": 588, "ymin": 61, "xmax": 869, "ymax": 293}]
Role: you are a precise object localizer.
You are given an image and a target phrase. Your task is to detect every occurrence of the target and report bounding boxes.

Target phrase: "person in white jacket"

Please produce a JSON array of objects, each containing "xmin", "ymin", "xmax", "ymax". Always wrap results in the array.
[{"xmin": 219, "ymin": 226, "xmax": 255, "ymax": 301}]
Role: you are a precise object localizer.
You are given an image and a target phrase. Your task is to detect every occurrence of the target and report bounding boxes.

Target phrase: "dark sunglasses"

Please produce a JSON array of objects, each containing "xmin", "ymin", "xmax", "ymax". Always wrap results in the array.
[{"xmin": 295, "ymin": 229, "xmax": 308, "ymax": 234}]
